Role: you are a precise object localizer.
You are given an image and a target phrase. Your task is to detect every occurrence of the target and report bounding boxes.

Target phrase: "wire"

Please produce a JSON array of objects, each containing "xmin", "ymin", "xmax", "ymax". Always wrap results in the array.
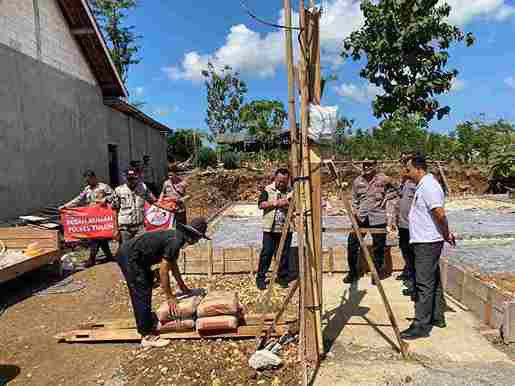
[{"xmin": 239, "ymin": 0, "xmax": 301, "ymax": 30}]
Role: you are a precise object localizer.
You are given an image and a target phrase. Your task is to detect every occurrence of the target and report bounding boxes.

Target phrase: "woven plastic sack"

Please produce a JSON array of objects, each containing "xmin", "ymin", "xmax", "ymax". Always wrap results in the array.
[
  {"xmin": 308, "ymin": 104, "xmax": 338, "ymax": 142},
  {"xmin": 156, "ymin": 296, "xmax": 201, "ymax": 322},
  {"xmin": 158, "ymin": 318, "xmax": 195, "ymax": 332},
  {"xmin": 196, "ymin": 315, "xmax": 239, "ymax": 333},
  {"xmin": 197, "ymin": 291, "xmax": 239, "ymax": 317}
]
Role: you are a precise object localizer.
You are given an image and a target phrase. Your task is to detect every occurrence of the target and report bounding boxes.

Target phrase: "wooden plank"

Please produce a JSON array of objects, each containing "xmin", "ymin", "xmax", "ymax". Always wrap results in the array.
[
  {"xmin": 207, "ymin": 240, "xmax": 213, "ymax": 280},
  {"xmin": 0, "ymin": 250, "xmax": 62, "ymax": 284},
  {"xmin": 80, "ymin": 314, "xmax": 297, "ymax": 330},
  {"xmin": 56, "ymin": 323, "xmax": 295, "ymax": 343}
]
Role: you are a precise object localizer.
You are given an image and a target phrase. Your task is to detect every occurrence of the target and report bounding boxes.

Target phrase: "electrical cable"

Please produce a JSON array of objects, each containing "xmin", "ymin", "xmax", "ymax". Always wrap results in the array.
[{"xmin": 238, "ymin": 0, "xmax": 301, "ymax": 30}]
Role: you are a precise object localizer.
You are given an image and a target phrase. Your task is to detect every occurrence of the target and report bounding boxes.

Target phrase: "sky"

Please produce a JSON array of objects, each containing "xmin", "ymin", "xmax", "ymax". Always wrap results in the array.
[{"xmin": 123, "ymin": 0, "xmax": 515, "ymax": 135}]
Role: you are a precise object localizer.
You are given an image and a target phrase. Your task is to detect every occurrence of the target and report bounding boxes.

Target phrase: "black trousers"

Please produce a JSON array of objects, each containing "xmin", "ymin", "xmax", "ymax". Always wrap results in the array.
[
  {"xmin": 347, "ymin": 219, "xmax": 386, "ymax": 277},
  {"xmin": 413, "ymin": 241, "xmax": 446, "ymax": 330},
  {"xmin": 89, "ymin": 239, "xmax": 113, "ymax": 261},
  {"xmin": 398, "ymin": 227, "xmax": 415, "ymax": 281},
  {"xmin": 175, "ymin": 211, "xmax": 187, "ymax": 227},
  {"xmin": 257, "ymin": 232, "xmax": 292, "ymax": 282},
  {"xmin": 116, "ymin": 252, "xmax": 157, "ymax": 336}
]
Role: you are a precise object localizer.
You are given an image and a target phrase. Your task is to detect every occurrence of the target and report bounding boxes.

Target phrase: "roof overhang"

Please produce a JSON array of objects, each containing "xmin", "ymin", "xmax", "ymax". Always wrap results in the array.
[
  {"xmin": 104, "ymin": 98, "xmax": 171, "ymax": 134},
  {"xmin": 57, "ymin": 0, "xmax": 128, "ymax": 98}
]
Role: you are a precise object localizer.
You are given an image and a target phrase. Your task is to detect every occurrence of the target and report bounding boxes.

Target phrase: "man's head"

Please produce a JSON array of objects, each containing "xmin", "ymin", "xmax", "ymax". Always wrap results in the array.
[
  {"xmin": 168, "ymin": 164, "xmax": 177, "ymax": 179},
  {"xmin": 83, "ymin": 170, "xmax": 97, "ymax": 187},
  {"xmin": 362, "ymin": 159, "xmax": 378, "ymax": 178},
  {"xmin": 181, "ymin": 217, "xmax": 210, "ymax": 245},
  {"xmin": 126, "ymin": 168, "xmax": 139, "ymax": 188},
  {"xmin": 406, "ymin": 154, "xmax": 428, "ymax": 184},
  {"xmin": 143, "ymin": 155, "xmax": 150, "ymax": 164},
  {"xmin": 274, "ymin": 168, "xmax": 290, "ymax": 192}
]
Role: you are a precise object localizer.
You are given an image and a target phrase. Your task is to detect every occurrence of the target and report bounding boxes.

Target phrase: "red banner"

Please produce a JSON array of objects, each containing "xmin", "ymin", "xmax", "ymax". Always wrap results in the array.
[
  {"xmin": 61, "ymin": 205, "xmax": 115, "ymax": 242},
  {"xmin": 144, "ymin": 198, "xmax": 176, "ymax": 232}
]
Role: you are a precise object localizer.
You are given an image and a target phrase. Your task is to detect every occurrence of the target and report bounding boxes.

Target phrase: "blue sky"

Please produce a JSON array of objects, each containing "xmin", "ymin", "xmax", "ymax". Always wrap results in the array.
[{"xmin": 123, "ymin": 0, "xmax": 515, "ymax": 135}]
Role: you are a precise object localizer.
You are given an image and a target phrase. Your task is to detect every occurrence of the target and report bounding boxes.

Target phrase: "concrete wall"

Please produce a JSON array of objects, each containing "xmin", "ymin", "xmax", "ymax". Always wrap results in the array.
[
  {"xmin": 0, "ymin": 41, "xmax": 167, "ymax": 220},
  {"xmin": 0, "ymin": 0, "xmax": 97, "ymax": 85}
]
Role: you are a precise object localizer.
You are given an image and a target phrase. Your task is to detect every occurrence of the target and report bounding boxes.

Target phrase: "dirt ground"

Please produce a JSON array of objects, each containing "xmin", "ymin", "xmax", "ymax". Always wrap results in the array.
[{"xmin": 0, "ymin": 256, "xmax": 300, "ymax": 386}]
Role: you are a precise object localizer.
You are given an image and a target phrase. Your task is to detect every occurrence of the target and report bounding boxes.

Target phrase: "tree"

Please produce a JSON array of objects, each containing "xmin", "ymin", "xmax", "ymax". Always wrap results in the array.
[
  {"xmin": 89, "ymin": 0, "xmax": 141, "ymax": 84},
  {"xmin": 342, "ymin": 0, "xmax": 474, "ymax": 122},
  {"xmin": 202, "ymin": 62, "xmax": 248, "ymax": 136},
  {"xmin": 167, "ymin": 129, "xmax": 204, "ymax": 163},
  {"xmin": 240, "ymin": 100, "xmax": 286, "ymax": 149}
]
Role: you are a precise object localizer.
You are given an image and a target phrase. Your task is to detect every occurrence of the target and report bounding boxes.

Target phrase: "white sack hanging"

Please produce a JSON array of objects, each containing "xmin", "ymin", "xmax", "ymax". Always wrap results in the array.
[{"xmin": 308, "ymin": 104, "xmax": 338, "ymax": 142}]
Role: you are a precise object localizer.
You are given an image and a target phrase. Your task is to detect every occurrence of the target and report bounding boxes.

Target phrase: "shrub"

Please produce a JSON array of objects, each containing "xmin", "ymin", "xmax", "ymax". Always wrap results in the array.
[
  {"xmin": 198, "ymin": 147, "xmax": 217, "ymax": 169},
  {"xmin": 222, "ymin": 151, "xmax": 241, "ymax": 170}
]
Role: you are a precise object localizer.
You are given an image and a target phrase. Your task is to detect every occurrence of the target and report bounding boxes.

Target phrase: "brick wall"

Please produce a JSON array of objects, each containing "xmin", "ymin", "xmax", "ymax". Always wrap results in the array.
[{"xmin": 0, "ymin": 0, "xmax": 97, "ymax": 85}]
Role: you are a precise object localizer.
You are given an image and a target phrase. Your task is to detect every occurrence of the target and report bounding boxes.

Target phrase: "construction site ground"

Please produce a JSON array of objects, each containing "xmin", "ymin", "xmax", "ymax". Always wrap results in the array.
[{"xmin": 317, "ymin": 274, "xmax": 515, "ymax": 386}]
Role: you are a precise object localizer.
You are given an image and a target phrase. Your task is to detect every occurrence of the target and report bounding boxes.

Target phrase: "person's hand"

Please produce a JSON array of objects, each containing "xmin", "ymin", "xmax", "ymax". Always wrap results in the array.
[
  {"xmin": 387, "ymin": 224, "xmax": 397, "ymax": 234},
  {"xmin": 113, "ymin": 230, "xmax": 120, "ymax": 242},
  {"xmin": 445, "ymin": 232, "xmax": 456, "ymax": 247}
]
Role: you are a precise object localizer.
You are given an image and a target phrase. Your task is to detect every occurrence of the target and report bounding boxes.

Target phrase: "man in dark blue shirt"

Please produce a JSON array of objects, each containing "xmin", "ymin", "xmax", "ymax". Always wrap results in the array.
[{"xmin": 116, "ymin": 217, "xmax": 210, "ymax": 347}]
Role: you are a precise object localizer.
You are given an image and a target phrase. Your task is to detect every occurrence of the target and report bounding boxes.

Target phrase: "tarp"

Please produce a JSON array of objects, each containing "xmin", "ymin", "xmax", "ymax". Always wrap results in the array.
[{"xmin": 61, "ymin": 205, "xmax": 115, "ymax": 242}]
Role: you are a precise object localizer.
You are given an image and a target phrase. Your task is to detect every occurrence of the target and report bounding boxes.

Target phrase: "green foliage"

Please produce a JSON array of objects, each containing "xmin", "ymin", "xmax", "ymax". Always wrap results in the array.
[
  {"xmin": 334, "ymin": 117, "xmax": 514, "ymax": 164},
  {"xmin": 89, "ymin": 0, "xmax": 141, "ymax": 84},
  {"xmin": 222, "ymin": 151, "xmax": 241, "ymax": 170},
  {"xmin": 197, "ymin": 147, "xmax": 218, "ymax": 169},
  {"xmin": 490, "ymin": 147, "xmax": 515, "ymax": 182},
  {"xmin": 342, "ymin": 0, "xmax": 474, "ymax": 122},
  {"xmin": 202, "ymin": 62, "xmax": 248, "ymax": 136},
  {"xmin": 167, "ymin": 129, "xmax": 203, "ymax": 162},
  {"xmin": 240, "ymin": 100, "xmax": 286, "ymax": 148}
]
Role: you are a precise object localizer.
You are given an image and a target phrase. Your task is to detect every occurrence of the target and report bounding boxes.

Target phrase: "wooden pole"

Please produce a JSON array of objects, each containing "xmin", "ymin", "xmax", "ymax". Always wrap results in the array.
[
  {"xmin": 343, "ymin": 199, "xmax": 409, "ymax": 358},
  {"xmin": 254, "ymin": 202, "xmax": 296, "ymax": 349},
  {"xmin": 207, "ymin": 240, "xmax": 213, "ymax": 280},
  {"xmin": 284, "ymin": 0, "xmax": 299, "ymax": 178}
]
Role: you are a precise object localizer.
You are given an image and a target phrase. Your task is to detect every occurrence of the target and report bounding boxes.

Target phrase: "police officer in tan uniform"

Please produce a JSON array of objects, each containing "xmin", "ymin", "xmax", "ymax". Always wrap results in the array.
[
  {"xmin": 60, "ymin": 170, "xmax": 114, "ymax": 267},
  {"xmin": 111, "ymin": 168, "xmax": 156, "ymax": 245},
  {"xmin": 344, "ymin": 160, "xmax": 396, "ymax": 285},
  {"xmin": 159, "ymin": 165, "xmax": 188, "ymax": 226}
]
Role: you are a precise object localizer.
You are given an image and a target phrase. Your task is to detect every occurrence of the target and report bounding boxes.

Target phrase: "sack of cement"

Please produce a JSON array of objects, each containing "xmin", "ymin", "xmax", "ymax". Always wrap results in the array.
[
  {"xmin": 196, "ymin": 315, "xmax": 239, "ymax": 333},
  {"xmin": 158, "ymin": 318, "xmax": 195, "ymax": 332},
  {"xmin": 248, "ymin": 349, "xmax": 283, "ymax": 370},
  {"xmin": 156, "ymin": 296, "xmax": 201, "ymax": 321},
  {"xmin": 197, "ymin": 291, "xmax": 240, "ymax": 317}
]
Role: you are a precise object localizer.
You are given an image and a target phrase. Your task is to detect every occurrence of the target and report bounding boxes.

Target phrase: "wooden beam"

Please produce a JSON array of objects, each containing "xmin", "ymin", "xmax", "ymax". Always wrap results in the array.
[
  {"xmin": 343, "ymin": 199, "xmax": 409, "ymax": 358},
  {"xmin": 71, "ymin": 27, "xmax": 95, "ymax": 35}
]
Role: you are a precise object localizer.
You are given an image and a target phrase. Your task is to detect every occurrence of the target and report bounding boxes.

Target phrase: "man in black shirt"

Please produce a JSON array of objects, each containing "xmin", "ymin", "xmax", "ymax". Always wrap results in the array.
[{"xmin": 116, "ymin": 217, "xmax": 210, "ymax": 347}]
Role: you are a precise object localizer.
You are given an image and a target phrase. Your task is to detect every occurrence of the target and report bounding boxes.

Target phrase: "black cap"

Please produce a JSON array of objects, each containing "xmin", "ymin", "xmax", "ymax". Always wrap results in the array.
[{"xmin": 179, "ymin": 217, "xmax": 211, "ymax": 240}]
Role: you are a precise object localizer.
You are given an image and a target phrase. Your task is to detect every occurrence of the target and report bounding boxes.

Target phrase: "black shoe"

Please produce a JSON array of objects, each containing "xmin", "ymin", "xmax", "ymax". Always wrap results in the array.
[
  {"xmin": 256, "ymin": 279, "xmax": 267, "ymax": 291},
  {"xmin": 400, "ymin": 326, "xmax": 430, "ymax": 340},
  {"xmin": 396, "ymin": 272, "xmax": 409, "ymax": 281},
  {"xmin": 343, "ymin": 274, "xmax": 357, "ymax": 284},
  {"xmin": 432, "ymin": 320, "xmax": 446, "ymax": 328},
  {"xmin": 402, "ymin": 288, "xmax": 415, "ymax": 297}
]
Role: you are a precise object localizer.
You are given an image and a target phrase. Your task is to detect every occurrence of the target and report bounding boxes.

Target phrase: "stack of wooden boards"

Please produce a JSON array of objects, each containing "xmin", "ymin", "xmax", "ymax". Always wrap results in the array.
[{"xmin": 56, "ymin": 290, "xmax": 298, "ymax": 343}]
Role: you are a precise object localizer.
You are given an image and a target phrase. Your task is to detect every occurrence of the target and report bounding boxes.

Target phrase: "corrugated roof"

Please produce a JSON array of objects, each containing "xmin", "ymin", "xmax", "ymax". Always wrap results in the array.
[{"xmin": 104, "ymin": 98, "xmax": 171, "ymax": 133}]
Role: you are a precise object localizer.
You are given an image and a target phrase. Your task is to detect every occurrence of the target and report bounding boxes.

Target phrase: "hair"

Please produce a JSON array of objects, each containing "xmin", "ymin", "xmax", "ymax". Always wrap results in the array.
[
  {"xmin": 83, "ymin": 170, "xmax": 96, "ymax": 178},
  {"xmin": 275, "ymin": 168, "xmax": 290, "ymax": 177},
  {"xmin": 409, "ymin": 153, "xmax": 428, "ymax": 171},
  {"xmin": 168, "ymin": 164, "xmax": 178, "ymax": 173}
]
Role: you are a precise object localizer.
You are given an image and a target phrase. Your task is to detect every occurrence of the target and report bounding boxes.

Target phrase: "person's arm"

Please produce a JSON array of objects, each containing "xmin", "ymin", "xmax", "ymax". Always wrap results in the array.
[
  {"xmin": 159, "ymin": 182, "xmax": 166, "ymax": 201},
  {"xmin": 351, "ymin": 180, "xmax": 359, "ymax": 216},
  {"xmin": 258, "ymin": 190, "xmax": 287, "ymax": 210},
  {"xmin": 159, "ymin": 260, "xmax": 178, "ymax": 312},
  {"xmin": 431, "ymin": 207, "xmax": 455, "ymax": 246},
  {"xmin": 60, "ymin": 189, "xmax": 86, "ymax": 209},
  {"xmin": 96, "ymin": 185, "xmax": 114, "ymax": 205}
]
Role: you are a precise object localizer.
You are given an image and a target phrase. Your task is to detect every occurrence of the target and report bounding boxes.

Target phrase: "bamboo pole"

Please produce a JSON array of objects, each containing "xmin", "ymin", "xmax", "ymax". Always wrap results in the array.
[
  {"xmin": 254, "ymin": 202, "xmax": 295, "ymax": 350},
  {"xmin": 343, "ymin": 199, "xmax": 409, "ymax": 358}
]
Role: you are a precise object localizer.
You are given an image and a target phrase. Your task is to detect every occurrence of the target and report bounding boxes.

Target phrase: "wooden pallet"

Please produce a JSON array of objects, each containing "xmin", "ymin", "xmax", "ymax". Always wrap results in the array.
[{"xmin": 56, "ymin": 320, "xmax": 298, "ymax": 343}]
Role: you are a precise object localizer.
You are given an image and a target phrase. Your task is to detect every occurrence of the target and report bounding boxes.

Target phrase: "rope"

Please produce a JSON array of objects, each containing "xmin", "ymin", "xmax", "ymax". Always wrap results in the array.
[{"xmin": 34, "ymin": 276, "xmax": 86, "ymax": 296}]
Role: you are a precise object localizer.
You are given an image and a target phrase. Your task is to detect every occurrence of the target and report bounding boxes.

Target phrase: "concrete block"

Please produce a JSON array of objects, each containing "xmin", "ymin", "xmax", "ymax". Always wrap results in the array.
[
  {"xmin": 502, "ymin": 302, "xmax": 515, "ymax": 343},
  {"xmin": 445, "ymin": 264, "xmax": 465, "ymax": 302}
]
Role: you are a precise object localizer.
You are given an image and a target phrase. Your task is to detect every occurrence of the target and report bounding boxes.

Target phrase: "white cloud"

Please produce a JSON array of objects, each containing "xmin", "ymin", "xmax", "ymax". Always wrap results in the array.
[
  {"xmin": 450, "ymin": 78, "xmax": 466, "ymax": 92},
  {"xmin": 164, "ymin": 0, "xmax": 364, "ymax": 83},
  {"xmin": 505, "ymin": 76, "xmax": 515, "ymax": 89},
  {"xmin": 334, "ymin": 82, "xmax": 382, "ymax": 103},
  {"xmin": 443, "ymin": 0, "xmax": 515, "ymax": 25},
  {"xmin": 165, "ymin": 0, "xmax": 514, "ymax": 83}
]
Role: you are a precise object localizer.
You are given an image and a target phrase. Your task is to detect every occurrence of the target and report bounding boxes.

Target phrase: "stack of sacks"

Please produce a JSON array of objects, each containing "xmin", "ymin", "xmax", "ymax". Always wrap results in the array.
[
  {"xmin": 196, "ymin": 291, "xmax": 241, "ymax": 333},
  {"xmin": 155, "ymin": 296, "xmax": 201, "ymax": 332}
]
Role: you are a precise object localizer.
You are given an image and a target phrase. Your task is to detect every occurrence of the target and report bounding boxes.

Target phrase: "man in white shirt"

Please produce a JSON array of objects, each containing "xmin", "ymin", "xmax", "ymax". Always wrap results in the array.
[{"xmin": 400, "ymin": 154, "xmax": 456, "ymax": 340}]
